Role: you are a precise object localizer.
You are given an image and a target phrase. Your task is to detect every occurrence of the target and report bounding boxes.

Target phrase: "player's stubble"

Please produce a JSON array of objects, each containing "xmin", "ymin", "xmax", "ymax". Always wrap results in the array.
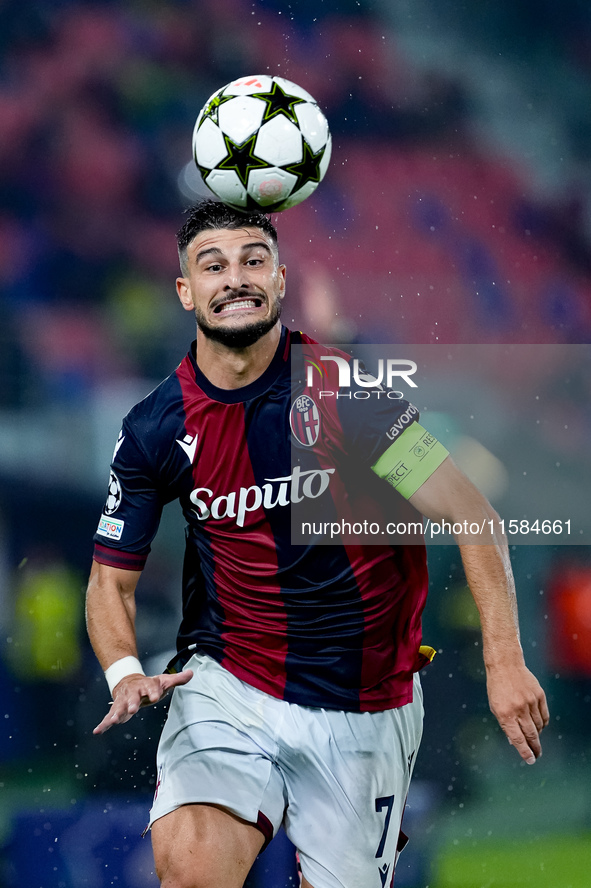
[{"xmin": 193, "ymin": 289, "xmax": 283, "ymax": 349}]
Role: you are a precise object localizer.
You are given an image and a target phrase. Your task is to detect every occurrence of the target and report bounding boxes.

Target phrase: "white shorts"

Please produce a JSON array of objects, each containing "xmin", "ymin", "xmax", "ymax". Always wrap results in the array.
[{"xmin": 149, "ymin": 653, "xmax": 423, "ymax": 888}]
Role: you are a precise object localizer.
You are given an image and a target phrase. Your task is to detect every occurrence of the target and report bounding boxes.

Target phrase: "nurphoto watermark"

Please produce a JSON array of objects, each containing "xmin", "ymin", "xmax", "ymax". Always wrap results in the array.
[{"xmin": 290, "ymin": 343, "xmax": 590, "ymax": 546}]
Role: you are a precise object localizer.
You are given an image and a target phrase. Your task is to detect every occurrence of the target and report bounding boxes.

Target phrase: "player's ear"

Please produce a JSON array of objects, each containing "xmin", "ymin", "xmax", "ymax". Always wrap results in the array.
[
  {"xmin": 177, "ymin": 277, "xmax": 195, "ymax": 312},
  {"xmin": 277, "ymin": 264, "xmax": 286, "ymax": 300}
]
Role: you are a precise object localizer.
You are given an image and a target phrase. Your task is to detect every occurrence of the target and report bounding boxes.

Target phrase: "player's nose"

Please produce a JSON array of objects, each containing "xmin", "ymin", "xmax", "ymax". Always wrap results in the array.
[{"xmin": 223, "ymin": 262, "xmax": 251, "ymax": 290}]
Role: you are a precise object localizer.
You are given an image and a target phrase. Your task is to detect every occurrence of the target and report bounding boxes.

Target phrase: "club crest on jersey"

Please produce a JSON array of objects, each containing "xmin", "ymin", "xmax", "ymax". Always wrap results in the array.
[{"xmin": 290, "ymin": 394, "xmax": 320, "ymax": 446}]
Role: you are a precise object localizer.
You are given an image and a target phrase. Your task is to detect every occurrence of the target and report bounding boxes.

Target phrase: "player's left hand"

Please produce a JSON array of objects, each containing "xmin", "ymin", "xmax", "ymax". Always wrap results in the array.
[
  {"xmin": 485, "ymin": 662, "xmax": 549, "ymax": 764},
  {"xmin": 93, "ymin": 669, "xmax": 194, "ymax": 735}
]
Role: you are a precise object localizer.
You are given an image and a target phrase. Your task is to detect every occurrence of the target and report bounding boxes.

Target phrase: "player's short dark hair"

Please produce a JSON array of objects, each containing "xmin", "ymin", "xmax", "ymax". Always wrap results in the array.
[{"xmin": 177, "ymin": 199, "xmax": 278, "ymax": 274}]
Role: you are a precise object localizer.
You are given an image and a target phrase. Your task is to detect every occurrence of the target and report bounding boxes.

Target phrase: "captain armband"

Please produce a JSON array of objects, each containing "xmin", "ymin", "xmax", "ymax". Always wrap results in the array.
[{"xmin": 371, "ymin": 423, "xmax": 449, "ymax": 499}]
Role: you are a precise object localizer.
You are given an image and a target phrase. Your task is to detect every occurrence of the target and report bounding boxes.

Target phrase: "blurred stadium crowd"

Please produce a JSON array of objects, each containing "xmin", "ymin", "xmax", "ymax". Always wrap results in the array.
[
  {"xmin": 2, "ymin": 0, "xmax": 591, "ymax": 411},
  {"xmin": 1, "ymin": 1, "xmax": 590, "ymax": 885}
]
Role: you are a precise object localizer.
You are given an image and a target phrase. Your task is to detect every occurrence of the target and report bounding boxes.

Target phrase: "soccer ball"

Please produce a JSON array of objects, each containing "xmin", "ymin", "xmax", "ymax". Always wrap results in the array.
[{"xmin": 193, "ymin": 75, "xmax": 332, "ymax": 212}]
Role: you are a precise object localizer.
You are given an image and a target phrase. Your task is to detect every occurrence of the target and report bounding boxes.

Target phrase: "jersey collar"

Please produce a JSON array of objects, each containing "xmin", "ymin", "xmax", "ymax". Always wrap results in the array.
[{"xmin": 189, "ymin": 325, "xmax": 292, "ymax": 404}]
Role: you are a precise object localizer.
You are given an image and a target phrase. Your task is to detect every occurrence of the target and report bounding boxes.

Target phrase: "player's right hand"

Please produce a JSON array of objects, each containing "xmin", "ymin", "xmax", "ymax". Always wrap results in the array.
[{"xmin": 93, "ymin": 669, "xmax": 193, "ymax": 735}]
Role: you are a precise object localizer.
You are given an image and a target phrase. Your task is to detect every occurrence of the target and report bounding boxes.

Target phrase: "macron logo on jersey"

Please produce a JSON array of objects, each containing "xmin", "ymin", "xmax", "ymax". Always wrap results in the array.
[{"xmin": 176, "ymin": 433, "xmax": 198, "ymax": 463}]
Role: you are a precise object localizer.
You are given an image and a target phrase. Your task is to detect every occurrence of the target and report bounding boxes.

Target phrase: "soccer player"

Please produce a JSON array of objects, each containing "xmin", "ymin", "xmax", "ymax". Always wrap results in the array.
[{"xmin": 86, "ymin": 199, "xmax": 549, "ymax": 888}]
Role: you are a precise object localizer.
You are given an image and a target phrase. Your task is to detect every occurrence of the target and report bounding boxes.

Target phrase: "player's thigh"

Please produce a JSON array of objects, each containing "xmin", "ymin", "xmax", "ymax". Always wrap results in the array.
[
  {"xmin": 152, "ymin": 802, "xmax": 265, "ymax": 888},
  {"xmin": 283, "ymin": 676, "xmax": 424, "ymax": 888}
]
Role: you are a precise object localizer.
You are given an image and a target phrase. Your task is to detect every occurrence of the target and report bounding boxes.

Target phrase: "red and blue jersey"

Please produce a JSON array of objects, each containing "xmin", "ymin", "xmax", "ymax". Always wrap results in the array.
[{"xmin": 93, "ymin": 327, "xmax": 429, "ymax": 712}]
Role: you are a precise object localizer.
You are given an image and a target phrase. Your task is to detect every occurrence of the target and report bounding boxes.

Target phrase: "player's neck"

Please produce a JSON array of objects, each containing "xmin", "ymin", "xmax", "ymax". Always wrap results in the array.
[{"xmin": 194, "ymin": 322, "xmax": 282, "ymax": 390}]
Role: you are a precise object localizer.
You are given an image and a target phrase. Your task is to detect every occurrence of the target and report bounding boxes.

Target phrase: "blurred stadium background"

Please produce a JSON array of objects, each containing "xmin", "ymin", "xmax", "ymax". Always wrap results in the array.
[{"xmin": 1, "ymin": 0, "xmax": 590, "ymax": 885}]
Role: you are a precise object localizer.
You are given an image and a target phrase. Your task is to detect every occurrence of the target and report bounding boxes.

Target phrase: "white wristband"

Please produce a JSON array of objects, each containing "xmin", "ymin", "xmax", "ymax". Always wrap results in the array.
[{"xmin": 104, "ymin": 656, "xmax": 145, "ymax": 696}]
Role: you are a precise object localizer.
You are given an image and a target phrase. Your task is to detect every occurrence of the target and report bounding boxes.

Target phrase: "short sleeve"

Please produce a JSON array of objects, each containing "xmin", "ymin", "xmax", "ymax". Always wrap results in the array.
[
  {"xmin": 93, "ymin": 416, "xmax": 163, "ymax": 571},
  {"xmin": 336, "ymin": 380, "xmax": 448, "ymax": 500},
  {"xmin": 336, "ymin": 387, "xmax": 421, "ymax": 466}
]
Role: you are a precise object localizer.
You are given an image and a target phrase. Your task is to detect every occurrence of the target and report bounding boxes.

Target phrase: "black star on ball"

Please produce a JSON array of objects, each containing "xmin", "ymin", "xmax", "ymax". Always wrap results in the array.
[
  {"xmin": 257, "ymin": 81, "xmax": 307, "ymax": 125},
  {"xmin": 218, "ymin": 133, "xmax": 268, "ymax": 186},
  {"xmin": 284, "ymin": 139, "xmax": 325, "ymax": 190}
]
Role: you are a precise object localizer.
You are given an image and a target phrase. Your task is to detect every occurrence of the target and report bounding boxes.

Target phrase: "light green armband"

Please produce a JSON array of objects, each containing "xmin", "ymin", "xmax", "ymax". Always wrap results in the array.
[{"xmin": 371, "ymin": 423, "xmax": 449, "ymax": 499}]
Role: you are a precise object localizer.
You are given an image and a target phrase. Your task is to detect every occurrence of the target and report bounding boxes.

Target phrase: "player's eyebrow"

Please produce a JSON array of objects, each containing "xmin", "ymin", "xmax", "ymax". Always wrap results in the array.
[
  {"xmin": 194, "ymin": 246, "xmax": 223, "ymax": 264},
  {"xmin": 194, "ymin": 242, "xmax": 273, "ymax": 264},
  {"xmin": 239, "ymin": 241, "xmax": 273, "ymax": 256}
]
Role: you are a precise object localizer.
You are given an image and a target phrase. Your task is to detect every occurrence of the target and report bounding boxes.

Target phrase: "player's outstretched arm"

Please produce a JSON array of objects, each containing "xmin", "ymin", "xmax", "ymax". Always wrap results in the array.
[
  {"xmin": 86, "ymin": 561, "xmax": 193, "ymax": 735},
  {"xmin": 409, "ymin": 456, "xmax": 549, "ymax": 765}
]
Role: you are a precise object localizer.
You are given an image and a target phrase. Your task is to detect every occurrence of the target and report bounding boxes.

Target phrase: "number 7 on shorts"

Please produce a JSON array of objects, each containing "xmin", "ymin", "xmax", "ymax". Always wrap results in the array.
[{"xmin": 374, "ymin": 794, "xmax": 395, "ymax": 859}]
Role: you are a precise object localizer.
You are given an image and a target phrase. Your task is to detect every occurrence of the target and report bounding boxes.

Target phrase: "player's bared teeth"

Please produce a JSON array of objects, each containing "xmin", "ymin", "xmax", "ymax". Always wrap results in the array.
[{"xmin": 215, "ymin": 299, "xmax": 260, "ymax": 314}]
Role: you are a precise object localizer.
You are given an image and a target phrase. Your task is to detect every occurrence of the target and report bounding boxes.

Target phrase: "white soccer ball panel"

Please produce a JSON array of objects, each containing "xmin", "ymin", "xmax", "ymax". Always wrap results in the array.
[
  {"xmin": 247, "ymin": 167, "xmax": 297, "ymax": 206},
  {"xmin": 278, "ymin": 178, "xmax": 320, "ymax": 210},
  {"xmin": 223, "ymin": 75, "xmax": 274, "ymax": 95},
  {"xmin": 295, "ymin": 103, "xmax": 330, "ymax": 153},
  {"xmin": 319, "ymin": 134, "xmax": 332, "ymax": 178},
  {"xmin": 205, "ymin": 168, "xmax": 248, "ymax": 207},
  {"xmin": 218, "ymin": 96, "xmax": 265, "ymax": 145},
  {"xmin": 274, "ymin": 76, "xmax": 316, "ymax": 103},
  {"xmin": 193, "ymin": 117, "xmax": 228, "ymax": 169},
  {"xmin": 255, "ymin": 117, "xmax": 303, "ymax": 166}
]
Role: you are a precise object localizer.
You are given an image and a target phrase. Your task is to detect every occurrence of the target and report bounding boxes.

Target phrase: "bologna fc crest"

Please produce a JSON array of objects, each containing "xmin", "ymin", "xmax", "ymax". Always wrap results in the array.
[{"xmin": 290, "ymin": 394, "xmax": 320, "ymax": 446}]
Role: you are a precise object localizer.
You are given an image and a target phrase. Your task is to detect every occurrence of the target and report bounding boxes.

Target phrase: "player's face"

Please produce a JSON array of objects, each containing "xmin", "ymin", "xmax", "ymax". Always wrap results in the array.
[{"xmin": 177, "ymin": 227, "xmax": 286, "ymax": 348}]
